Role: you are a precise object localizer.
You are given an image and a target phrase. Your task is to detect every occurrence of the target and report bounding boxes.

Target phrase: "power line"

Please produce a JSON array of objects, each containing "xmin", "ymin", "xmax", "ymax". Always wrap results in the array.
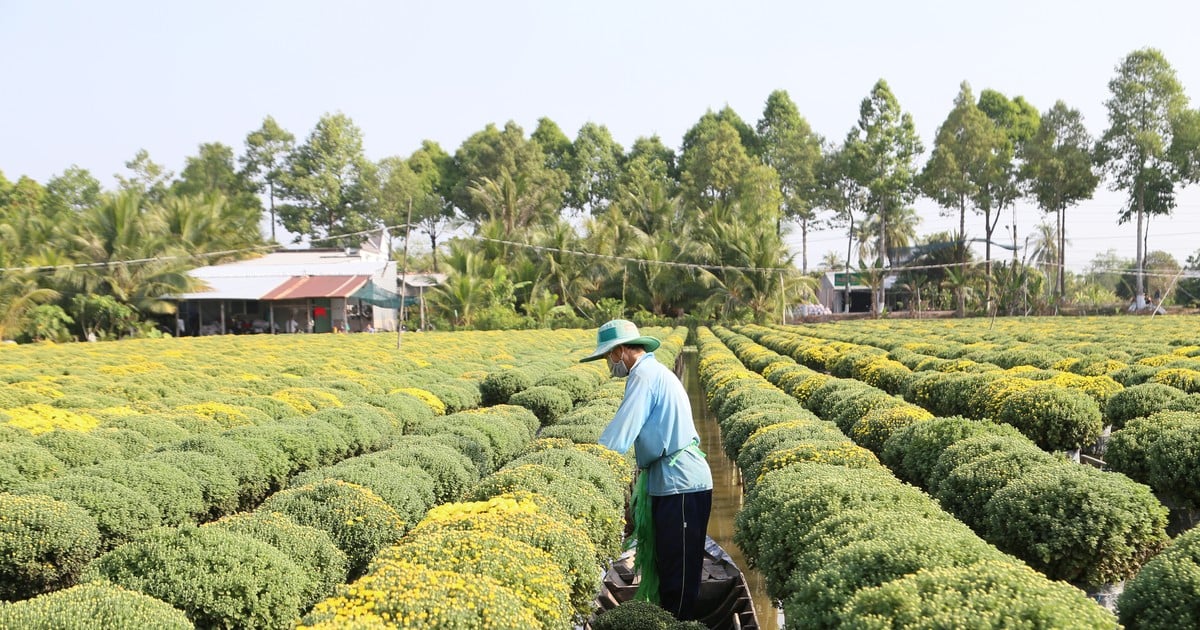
[{"xmin": 0, "ymin": 225, "xmax": 403, "ymax": 275}]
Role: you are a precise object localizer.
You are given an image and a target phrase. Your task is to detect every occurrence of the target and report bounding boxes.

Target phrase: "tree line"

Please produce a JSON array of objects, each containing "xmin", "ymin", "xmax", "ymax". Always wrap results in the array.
[{"xmin": 3, "ymin": 47, "xmax": 1200, "ymax": 341}]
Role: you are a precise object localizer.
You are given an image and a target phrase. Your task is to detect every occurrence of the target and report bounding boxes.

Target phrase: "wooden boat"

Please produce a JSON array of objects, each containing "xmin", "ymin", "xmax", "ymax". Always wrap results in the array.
[{"xmin": 587, "ymin": 536, "xmax": 759, "ymax": 630}]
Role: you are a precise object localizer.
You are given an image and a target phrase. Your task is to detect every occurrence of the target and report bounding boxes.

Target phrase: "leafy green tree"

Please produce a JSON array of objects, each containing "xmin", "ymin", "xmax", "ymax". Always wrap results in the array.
[
  {"xmin": 68, "ymin": 192, "xmax": 198, "ymax": 316},
  {"xmin": 531, "ymin": 117, "xmax": 573, "ymax": 172},
  {"xmin": 756, "ymin": 90, "xmax": 824, "ymax": 271},
  {"xmin": 43, "ymin": 166, "xmax": 102, "ymax": 217},
  {"xmin": 20, "ymin": 304, "xmax": 74, "ymax": 342},
  {"xmin": 1097, "ymin": 48, "xmax": 1200, "ymax": 307},
  {"xmin": 610, "ymin": 136, "xmax": 678, "ymax": 236},
  {"xmin": 681, "ymin": 106, "xmax": 759, "ymax": 159},
  {"xmin": 450, "ymin": 121, "xmax": 565, "ymax": 229},
  {"xmin": 278, "ymin": 113, "xmax": 380, "ymax": 245},
  {"xmin": 818, "ymin": 144, "xmax": 870, "ymax": 312},
  {"xmin": 174, "ymin": 142, "xmax": 263, "ymax": 243},
  {"xmin": 565, "ymin": 122, "xmax": 623, "ymax": 215},
  {"xmin": 1021, "ymin": 101, "xmax": 1100, "ymax": 300},
  {"xmin": 1085, "ymin": 249, "xmax": 1129, "ymax": 294},
  {"xmin": 844, "ymin": 79, "xmax": 923, "ymax": 315},
  {"xmin": 975, "ymin": 89, "xmax": 1038, "ymax": 302},
  {"xmin": 240, "ymin": 116, "xmax": 295, "ymax": 242},
  {"xmin": 380, "ymin": 141, "xmax": 459, "ymax": 272},
  {"xmin": 115, "ymin": 149, "xmax": 173, "ymax": 204},
  {"xmin": 921, "ymin": 82, "xmax": 1003, "ymax": 314}
]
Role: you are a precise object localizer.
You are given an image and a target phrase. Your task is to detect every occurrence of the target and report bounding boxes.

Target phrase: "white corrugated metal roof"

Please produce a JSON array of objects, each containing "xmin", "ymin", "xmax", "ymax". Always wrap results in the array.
[{"xmin": 177, "ymin": 276, "xmax": 290, "ymax": 300}]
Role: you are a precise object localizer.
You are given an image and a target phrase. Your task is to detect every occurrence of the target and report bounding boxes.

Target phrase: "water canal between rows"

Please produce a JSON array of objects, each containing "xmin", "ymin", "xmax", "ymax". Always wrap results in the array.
[{"xmin": 680, "ymin": 348, "xmax": 783, "ymax": 629}]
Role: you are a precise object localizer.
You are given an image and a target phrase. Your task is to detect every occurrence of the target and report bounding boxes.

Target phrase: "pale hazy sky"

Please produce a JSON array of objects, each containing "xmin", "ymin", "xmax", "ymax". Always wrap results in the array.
[{"xmin": 3, "ymin": 0, "xmax": 1199, "ymax": 271}]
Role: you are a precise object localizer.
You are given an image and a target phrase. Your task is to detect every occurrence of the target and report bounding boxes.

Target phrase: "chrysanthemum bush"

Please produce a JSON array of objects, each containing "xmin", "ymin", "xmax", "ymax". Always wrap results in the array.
[
  {"xmin": 0, "ymin": 581, "xmax": 193, "ymax": 630},
  {"xmin": 299, "ymin": 560, "xmax": 539, "ymax": 629},
  {"xmin": 1107, "ymin": 411, "xmax": 1200, "ymax": 511},
  {"xmin": 381, "ymin": 529, "xmax": 572, "ymax": 629},
  {"xmin": 844, "ymin": 559, "xmax": 1118, "ymax": 629},
  {"xmin": 0, "ymin": 493, "xmax": 101, "ymax": 600},
  {"xmin": 697, "ymin": 327, "xmax": 1121, "ymax": 626},
  {"xmin": 83, "ymin": 525, "xmax": 309, "ymax": 629},
  {"xmin": 258, "ymin": 479, "xmax": 407, "ymax": 576},
  {"xmin": 1117, "ymin": 527, "xmax": 1200, "ymax": 629}
]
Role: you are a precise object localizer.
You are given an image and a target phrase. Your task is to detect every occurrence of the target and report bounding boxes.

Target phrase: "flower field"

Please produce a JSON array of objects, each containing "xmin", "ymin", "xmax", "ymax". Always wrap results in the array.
[
  {"xmin": 698, "ymin": 317, "xmax": 1200, "ymax": 629},
  {"xmin": 0, "ymin": 327, "xmax": 686, "ymax": 628},
  {"xmin": 2, "ymin": 317, "xmax": 1198, "ymax": 628}
]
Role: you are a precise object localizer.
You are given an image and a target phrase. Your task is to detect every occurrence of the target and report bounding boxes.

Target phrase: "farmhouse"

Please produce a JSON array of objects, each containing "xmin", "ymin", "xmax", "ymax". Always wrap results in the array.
[
  {"xmin": 817, "ymin": 271, "xmax": 902, "ymax": 314},
  {"xmin": 174, "ymin": 234, "xmax": 400, "ymax": 334}
]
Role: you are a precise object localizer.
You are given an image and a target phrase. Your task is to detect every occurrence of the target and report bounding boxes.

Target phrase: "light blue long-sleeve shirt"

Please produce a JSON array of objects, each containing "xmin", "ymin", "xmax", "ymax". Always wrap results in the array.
[{"xmin": 598, "ymin": 352, "xmax": 713, "ymax": 496}]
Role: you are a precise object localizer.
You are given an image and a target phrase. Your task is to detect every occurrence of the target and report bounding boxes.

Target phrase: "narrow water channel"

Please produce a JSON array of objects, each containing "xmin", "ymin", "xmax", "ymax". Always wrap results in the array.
[{"xmin": 680, "ymin": 349, "xmax": 783, "ymax": 629}]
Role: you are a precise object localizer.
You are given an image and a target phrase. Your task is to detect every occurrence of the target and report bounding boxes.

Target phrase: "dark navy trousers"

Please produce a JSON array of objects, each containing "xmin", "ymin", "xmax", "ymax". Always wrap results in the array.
[{"xmin": 651, "ymin": 489, "xmax": 713, "ymax": 620}]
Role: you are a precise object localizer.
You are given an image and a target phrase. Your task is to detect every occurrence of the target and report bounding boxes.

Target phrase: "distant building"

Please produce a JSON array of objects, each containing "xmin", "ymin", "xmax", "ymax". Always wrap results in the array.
[
  {"xmin": 818, "ymin": 271, "xmax": 900, "ymax": 314},
  {"xmin": 173, "ymin": 235, "xmax": 400, "ymax": 334}
]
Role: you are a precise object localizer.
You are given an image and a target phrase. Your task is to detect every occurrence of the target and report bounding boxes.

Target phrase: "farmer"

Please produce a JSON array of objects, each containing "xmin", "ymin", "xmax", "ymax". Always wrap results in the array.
[{"xmin": 581, "ymin": 319, "xmax": 713, "ymax": 620}]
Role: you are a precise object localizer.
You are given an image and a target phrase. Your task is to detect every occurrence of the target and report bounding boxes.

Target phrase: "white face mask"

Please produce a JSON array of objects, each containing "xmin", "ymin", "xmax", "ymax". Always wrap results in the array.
[{"xmin": 609, "ymin": 350, "xmax": 630, "ymax": 378}]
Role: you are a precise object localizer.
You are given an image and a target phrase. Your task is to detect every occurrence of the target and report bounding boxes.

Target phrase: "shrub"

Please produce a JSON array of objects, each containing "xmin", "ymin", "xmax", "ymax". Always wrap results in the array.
[
  {"xmin": 300, "ymin": 560, "xmax": 539, "ymax": 629},
  {"xmin": 845, "ymin": 559, "xmax": 1119, "ymax": 629},
  {"xmin": 755, "ymin": 441, "xmax": 879, "ymax": 484},
  {"xmin": 931, "ymin": 441, "xmax": 1063, "ymax": 526},
  {"xmin": 0, "ymin": 441, "xmax": 64, "ymax": 491},
  {"xmin": 219, "ymin": 432, "xmax": 293, "ymax": 492},
  {"xmin": 83, "ymin": 525, "xmax": 308, "ymax": 629},
  {"xmin": 470, "ymin": 463, "xmax": 621, "ymax": 561},
  {"xmin": 718, "ymin": 405, "xmax": 802, "ymax": 460},
  {"xmin": 409, "ymin": 421, "xmax": 496, "ymax": 476},
  {"xmin": 479, "ymin": 368, "xmax": 532, "ymax": 405},
  {"xmin": 849, "ymin": 404, "xmax": 934, "ymax": 453},
  {"xmin": 0, "ymin": 582, "xmax": 193, "ymax": 629},
  {"xmin": 716, "ymin": 383, "xmax": 796, "ymax": 421},
  {"xmin": 734, "ymin": 464, "xmax": 942, "ymax": 592},
  {"xmin": 258, "ymin": 479, "xmax": 407, "ymax": 575},
  {"xmin": 1105, "ymin": 383, "xmax": 1187, "ymax": 428},
  {"xmin": 14, "ymin": 475, "xmax": 160, "ymax": 549},
  {"xmin": 369, "ymin": 437, "xmax": 478, "ymax": 503},
  {"xmin": 736, "ymin": 422, "xmax": 848, "ymax": 491},
  {"xmin": 1112, "ymin": 364, "xmax": 1161, "ymax": 386},
  {"xmin": 206, "ymin": 511, "xmax": 349, "ymax": 608},
  {"xmin": 412, "ymin": 496, "xmax": 599, "ymax": 617},
  {"xmin": 827, "ymin": 390, "xmax": 904, "ymax": 435},
  {"xmin": 1151, "ymin": 368, "xmax": 1200, "ymax": 393},
  {"xmin": 535, "ymin": 370, "xmax": 597, "ymax": 403},
  {"xmin": 0, "ymin": 493, "xmax": 101, "ymax": 599},
  {"xmin": 360, "ymin": 392, "xmax": 434, "ymax": 430},
  {"xmin": 289, "ymin": 460, "xmax": 436, "ymax": 525},
  {"xmin": 94, "ymin": 428, "xmax": 154, "ymax": 458},
  {"xmin": 87, "ymin": 459, "xmax": 206, "ymax": 526},
  {"xmin": 143, "ymin": 451, "xmax": 239, "ymax": 520},
  {"xmin": 31, "ymin": 431, "xmax": 125, "ymax": 468},
  {"xmin": 591, "ymin": 599, "xmax": 677, "ymax": 630},
  {"xmin": 881, "ymin": 417, "xmax": 1020, "ymax": 486},
  {"xmin": 1166, "ymin": 393, "xmax": 1200, "ymax": 413},
  {"xmin": 382, "ymin": 529, "xmax": 571, "ymax": 629},
  {"xmin": 1107, "ymin": 412, "xmax": 1200, "ymax": 509},
  {"xmin": 505, "ymin": 447, "xmax": 624, "ymax": 509},
  {"xmin": 508, "ymin": 385, "xmax": 573, "ymax": 426},
  {"xmin": 985, "ymin": 465, "xmax": 1169, "ymax": 586},
  {"xmin": 781, "ymin": 518, "xmax": 1004, "ymax": 628},
  {"xmin": 306, "ymin": 404, "xmax": 393, "ymax": 455},
  {"xmin": 1118, "ymin": 527, "xmax": 1200, "ymax": 629},
  {"xmin": 161, "ymin": 434, "xmax": 272, "ymax": 507},
  {"xmin": 539, "ymin": 423, "xmax": 603, "ymax": 444},
  {"xmin": 424, "ymin": 380, "xmax": 481, "ymax": 413},
  {"xmin": 997, "ymin": 385, "xmax": 1103, "ymax": 451}
]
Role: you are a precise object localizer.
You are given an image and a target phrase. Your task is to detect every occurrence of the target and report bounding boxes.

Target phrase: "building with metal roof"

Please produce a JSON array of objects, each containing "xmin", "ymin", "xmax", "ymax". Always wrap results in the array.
[{"xmin": 175, "ymin": 244, "xmax": 399, "ymax": 335}]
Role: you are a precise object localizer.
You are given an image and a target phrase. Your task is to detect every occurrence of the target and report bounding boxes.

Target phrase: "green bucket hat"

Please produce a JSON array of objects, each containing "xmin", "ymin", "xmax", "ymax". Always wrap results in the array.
[{"xmin": 580, "ymin": 319, "xmax": 661, "ymax": 362}]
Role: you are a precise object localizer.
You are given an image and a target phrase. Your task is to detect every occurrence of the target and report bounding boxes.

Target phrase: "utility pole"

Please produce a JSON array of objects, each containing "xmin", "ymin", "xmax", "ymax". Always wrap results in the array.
[{"xmin": 397, "ymin": 199, "xmax": 413, "ymax": 351}]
